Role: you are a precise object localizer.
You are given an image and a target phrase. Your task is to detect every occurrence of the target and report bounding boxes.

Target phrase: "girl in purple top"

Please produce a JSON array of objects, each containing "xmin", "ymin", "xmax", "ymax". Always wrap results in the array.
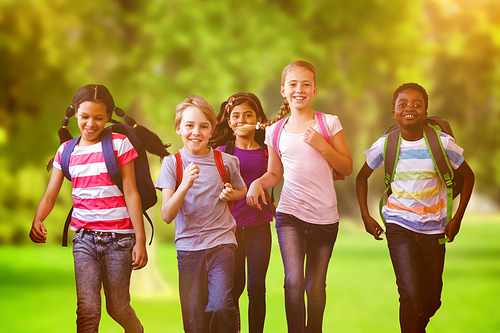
[{"xmin": 209, "ymin": 92, "xmax": 274, "ymax": 333}]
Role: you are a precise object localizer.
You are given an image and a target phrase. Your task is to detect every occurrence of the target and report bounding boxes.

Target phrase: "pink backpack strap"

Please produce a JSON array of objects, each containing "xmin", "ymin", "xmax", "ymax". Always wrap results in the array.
[
  {"xmin": 315, "ymin": 112, "xmax": 332, "ymax": 145},
  {"xmin": 272, "ymin": 118, "xmax": 288, "ymax": 157},
  {"xmin": 314, "ymin": 112, "xmax": 345, "ymax": 181}
]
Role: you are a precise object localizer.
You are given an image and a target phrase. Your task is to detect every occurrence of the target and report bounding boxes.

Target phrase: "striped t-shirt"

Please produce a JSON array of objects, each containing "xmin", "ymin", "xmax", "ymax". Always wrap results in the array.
[
  {"xmin": 53, "ymin": 133, "xmax": 138, "ymax": 232},
  {"xmin": 364, "ymin": 131, "xmax": 464, "ymax": 234}
]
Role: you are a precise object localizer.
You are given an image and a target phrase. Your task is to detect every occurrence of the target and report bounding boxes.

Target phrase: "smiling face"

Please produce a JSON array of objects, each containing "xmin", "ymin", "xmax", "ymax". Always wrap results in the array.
[
  {"xmin": 75, "ymin": 101, "xmax": 109, "ymax": 146},
  {"xmin": 281, "ymin": 67, "xmax": 317, "ymax": 111},
  {"xmin": 228, "ymin": 103, "xmax": 261, "ymax": 139},
  {"xmin": 392, "ymin": 88, "xmax": 428, "ymax": 131},
  {"xmin": 176, "ymin": 106, "xmax": 212, "ymax": 155}
]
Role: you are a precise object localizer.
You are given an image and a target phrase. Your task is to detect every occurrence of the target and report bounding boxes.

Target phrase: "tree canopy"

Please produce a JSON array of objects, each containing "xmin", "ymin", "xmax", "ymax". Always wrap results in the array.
[{"xmin": 1, "ymin": 0, "xmax": 499, "ymax": 243}]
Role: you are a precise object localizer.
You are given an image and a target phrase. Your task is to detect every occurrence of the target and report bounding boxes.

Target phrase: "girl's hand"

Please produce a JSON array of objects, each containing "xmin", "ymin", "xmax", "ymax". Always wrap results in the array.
[
  {"xmin": 132, "ymin": 242, "xmax": 148, "ymax": 270},
  {"xmin": 219, "ymin": 183, "xmax": 234, "ymax": 202},
  {"xmin": 246, "ymin": 180, "xmax": 267, "ymax": 210},
  {"xmin": 303, "ymin": 127, "xmax": 328, "ymax": 151},
  {"xmin": 29, "ymin": 221, "xmax": 47, "ymax": 243},
  {"xmin": 180, "ymin": 162, "xmax": 199, "ymax": 190}
]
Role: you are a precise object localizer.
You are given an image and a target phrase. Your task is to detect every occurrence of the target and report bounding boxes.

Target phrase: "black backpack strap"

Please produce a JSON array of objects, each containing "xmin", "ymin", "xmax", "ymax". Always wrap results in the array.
[
  {"xmin": 225, "ymin": 141, "xmax": 235, "ymax": 155},
  {"xmin": 61, "ymin": 207, "xmax": 73, "ymax": 247},
  {"xmin": 60, "ymin": 137, "xmax": 80, "ymax": 181},
  {"xmin": 144, "ymin": 211, "xmax": 154, "ymax": 246}
]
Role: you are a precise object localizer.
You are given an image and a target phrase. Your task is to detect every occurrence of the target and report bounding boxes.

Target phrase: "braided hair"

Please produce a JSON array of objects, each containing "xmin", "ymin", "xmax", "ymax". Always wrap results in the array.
[{"xmin": 48, "ymin": 84, "xmax": 170, "ymax": 170}]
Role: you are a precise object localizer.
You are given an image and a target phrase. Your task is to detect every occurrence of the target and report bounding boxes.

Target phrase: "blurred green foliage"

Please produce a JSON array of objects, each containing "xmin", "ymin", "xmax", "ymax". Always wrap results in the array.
[{"xmin": 1, "ymin": 0, "xmax": 499, "ymax": 243}]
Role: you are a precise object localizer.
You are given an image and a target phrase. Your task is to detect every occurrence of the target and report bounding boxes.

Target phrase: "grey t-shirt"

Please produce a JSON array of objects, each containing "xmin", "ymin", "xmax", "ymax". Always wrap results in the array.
[{"xmin": 155, "ymin": 148, "xmax": 245, "ymax": 251}]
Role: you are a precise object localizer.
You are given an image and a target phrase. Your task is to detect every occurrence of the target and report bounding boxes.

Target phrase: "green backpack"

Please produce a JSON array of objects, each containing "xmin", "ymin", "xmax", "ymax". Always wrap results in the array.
[{"xmin": 380, "ymin": 116, "xmax": 464, "ymax": 240}]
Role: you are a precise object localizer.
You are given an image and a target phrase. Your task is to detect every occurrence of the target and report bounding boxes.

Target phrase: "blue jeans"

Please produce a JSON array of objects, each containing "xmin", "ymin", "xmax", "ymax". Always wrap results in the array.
[
  {"xmin": 386, "ymin": 223, "xmax": 446, "ymax": 333},
  {"xmin": 232, "ymin": 223, "xmax": 272, "ymax": 333},
  {"xmin": 276, "ymin": 213, "xmax": 339, "ymax": 333},
  {"xmin": 72, "ymin": 229, "xmax": 143, "ymax": 333},
  {"xmin": 177, "ymin": 244, "xmax": 238, "ymax": 333}
]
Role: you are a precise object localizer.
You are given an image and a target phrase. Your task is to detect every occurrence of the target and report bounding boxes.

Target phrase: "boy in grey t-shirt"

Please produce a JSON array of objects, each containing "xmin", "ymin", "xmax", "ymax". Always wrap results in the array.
[{"xmin": 156, "ymin": 95, "xmax": 246, "ymax": 333}]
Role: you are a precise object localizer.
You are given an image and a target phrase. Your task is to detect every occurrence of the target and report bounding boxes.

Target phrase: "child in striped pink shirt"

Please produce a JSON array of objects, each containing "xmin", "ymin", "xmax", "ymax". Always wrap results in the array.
[{"xmin": 30, "ymin": 84, "xmax": 169, "ymax": 333}]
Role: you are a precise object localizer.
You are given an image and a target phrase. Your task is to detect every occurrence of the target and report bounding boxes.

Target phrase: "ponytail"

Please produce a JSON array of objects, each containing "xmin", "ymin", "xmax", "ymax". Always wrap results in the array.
[
  {"xmin": 48, "ymin": 84, "xmax": 170, "ymax": 171},
  {"xmin": 258, "ymin": 99, "xmax": 290, "ymax": 130}
]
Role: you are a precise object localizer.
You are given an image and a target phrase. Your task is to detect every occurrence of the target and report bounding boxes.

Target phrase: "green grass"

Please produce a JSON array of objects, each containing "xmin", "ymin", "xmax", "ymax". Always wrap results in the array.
[{"xmin": 1, "ymin": 215, "xmax": 499, "ymax": 332}]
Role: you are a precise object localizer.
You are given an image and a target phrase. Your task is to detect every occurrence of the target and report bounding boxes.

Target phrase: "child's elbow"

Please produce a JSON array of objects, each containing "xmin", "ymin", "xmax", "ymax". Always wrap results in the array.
[{"xmin": 160, "ymin": 208, "xmax": 174, "ymax": 224}]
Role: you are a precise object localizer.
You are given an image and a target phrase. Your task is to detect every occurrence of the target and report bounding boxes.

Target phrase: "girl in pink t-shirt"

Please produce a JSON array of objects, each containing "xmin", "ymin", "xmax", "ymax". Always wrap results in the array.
[
  {"xmin": 29, "ymin": 84, "xmax": 169, "ymax": 332},
  {"xmin": 247, "ymin": 61, "xmax": 353, "ymax": 333}
]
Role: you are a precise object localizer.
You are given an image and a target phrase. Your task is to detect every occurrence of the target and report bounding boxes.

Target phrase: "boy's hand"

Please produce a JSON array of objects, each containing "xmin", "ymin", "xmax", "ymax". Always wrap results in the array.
[
  {"xmin": 362, "ymin": 215, "xmax": 385, "ymax": 240},
  {"xmin": 246, "ymin": 180, "xmax": 267, "ymax": 210},
  {"xmin": 444, "ymin": 217, "xmax": 461, "ymax": 243},
  {"xmin": 180, "ymin": 162, "xmax": 199, "ymax": 190},
  {"xmin": 132, "ymin": 242, "xmax": 148, "ymax": 270},
  {"xmin": 219, "ymin": 183, "xmax": 234, "ymax": 202},
  {"xmin": 29, "ymin": 221, "xmax": 47, "ymax": 243}
]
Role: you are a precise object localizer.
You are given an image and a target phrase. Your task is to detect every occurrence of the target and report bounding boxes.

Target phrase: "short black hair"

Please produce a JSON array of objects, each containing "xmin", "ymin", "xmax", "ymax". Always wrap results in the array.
[{"xmin": 393, "ymin": 83, "xmax": 428, "ymax": 111}]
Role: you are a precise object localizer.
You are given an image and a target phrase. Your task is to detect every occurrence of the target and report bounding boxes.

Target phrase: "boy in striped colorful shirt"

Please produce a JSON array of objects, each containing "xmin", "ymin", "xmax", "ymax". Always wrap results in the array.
[{"xmin": 356, "ymin": 83, "xmax": 474, "ymax": 333}]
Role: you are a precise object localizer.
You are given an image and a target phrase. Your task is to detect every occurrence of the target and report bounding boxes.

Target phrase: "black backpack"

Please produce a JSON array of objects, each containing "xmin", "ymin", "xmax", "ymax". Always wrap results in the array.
[
  {"xmin": 60, "ymin": 123, "xmax": 156, "ymax": 246},
  {"xmin": 380, "ymin": 116, "xmax": 464, "ymax": 225}
]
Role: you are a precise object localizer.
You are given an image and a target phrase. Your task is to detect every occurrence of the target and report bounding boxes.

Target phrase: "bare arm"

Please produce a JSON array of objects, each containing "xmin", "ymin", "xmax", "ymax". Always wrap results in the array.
[
  {"xmin": 445, "ymin": 161, "xmax": 475, "ymax": 242},
  {"xmin": 160, "ymin": 162, "xmax": 199, "ymax": 224},
  {"xmin": 219, "ymin": 183, "xmax": 247, "ymax": 202},
  {"xmin": 246, "ymin": 146, "xmax": 283, "ymax": 210},
  {"xmin": 30, "ymin": 168, "xmax": 65, "ymax": 243},
  {"xmin": 355, "ymin": 162, "xmax": 385, "ymax": 240},
  {"xmin": 121, "ymin": 161, "xmax": 148, "ymax": 270},
  {"xmin": 304, "ymin": 128, "xmax": 353, "ymax": 176}
]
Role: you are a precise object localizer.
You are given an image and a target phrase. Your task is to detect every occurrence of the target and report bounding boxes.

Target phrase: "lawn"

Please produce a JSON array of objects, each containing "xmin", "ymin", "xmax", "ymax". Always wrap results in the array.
[{"xmin": 1, "ymin": 215, "xmax": 499, "ymax": 332}]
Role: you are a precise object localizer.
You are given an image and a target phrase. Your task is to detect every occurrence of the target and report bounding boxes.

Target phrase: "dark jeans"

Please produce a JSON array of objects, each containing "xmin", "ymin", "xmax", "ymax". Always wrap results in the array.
[
  {"xmin": 177, "ymin": 244, "xmax": 238, "ymax": 333},
  {"xmin": 72, "ymin": 229, "xmax": 143, "ymax": 333},
  {"xmin": 386, "ymin": 223, "xmax": 446, "ymax": 333},
  {"xmin": 232, "ymin": 223, "xmax": 272, "ymax": 333},
  {"xmin": 276, "ymin": 213, "xmax": 339, "ymax": 333}
]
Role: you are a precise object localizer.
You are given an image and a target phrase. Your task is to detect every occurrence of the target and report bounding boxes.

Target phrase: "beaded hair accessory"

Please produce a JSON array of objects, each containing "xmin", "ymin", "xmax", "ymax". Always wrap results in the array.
[{"xmin": 225, "ymin": 96, "xmax": 261, "ymax": 117}]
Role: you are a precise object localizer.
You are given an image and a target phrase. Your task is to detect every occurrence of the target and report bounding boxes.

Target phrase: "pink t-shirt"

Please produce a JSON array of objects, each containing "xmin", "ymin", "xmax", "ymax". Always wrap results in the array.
[
  {"xmin": 265, "ymin": 113, "xmax": 343, "ymax": 225},
  {"xmin": 53, "ymin": 133, "xmax": 138, "ymax": 232}
]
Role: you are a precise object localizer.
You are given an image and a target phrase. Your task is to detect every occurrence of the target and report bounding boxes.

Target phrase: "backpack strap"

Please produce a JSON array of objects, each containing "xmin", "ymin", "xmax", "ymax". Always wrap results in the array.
[
  {"xmin": 315, "ymin": 112, "xmax": 345, "ymax": 181},
  {"xmin": 225, "ymin": 141, "xmax": 235, "ymax": 155},
  {"xmin": 174, "ymin": 150, "xmax": 233, "ymax": 212},
  {"xmin": 423, "ymin": 125, "xmax": 454, "ymax": 225},
  {"xmin": 60, "ymin": 137, "xmax": 80, "ymax": 181},
  {"xmin": 379, "ymin": 129, "xmax": 401, "ymax": 224},
  {"xmin": 272, "ymin": 118, "xmax": 288, "ymax": 157},
  {"xmin": 174, "ymin": 152, "xmax": 183, "ymax": 189},
  {"xmin": 214, "ymin": 149, "xmax": 234, "ymax": 213},
  {"xmin": 60, "ymin": 138, "xmax": 79, "ymax": 247},
  {"xmin": 101, "ymin": 128, "xmax": 123, "ymax": 190},
  {"xmin": 61, "ymin": 207, "xmax": 73, "ymax": 247},
  {"xmin": 214, "ymin": 149, "xmax": 228, "ymax": 183},
  {"xmin": 315, "ymin": 112, "xmax": 332, "ymax": 145},
  {"xmin": 175, "ymin": 150, "xmax": 229, "ymax": 184}
]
